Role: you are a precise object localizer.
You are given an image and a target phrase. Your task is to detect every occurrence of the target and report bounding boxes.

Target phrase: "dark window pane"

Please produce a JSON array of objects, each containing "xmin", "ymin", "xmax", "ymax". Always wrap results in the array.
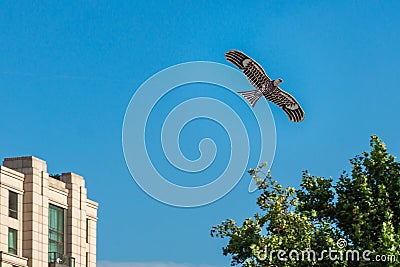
[
  {"xmin": 86, "ymin": 218, "xmax": 89, "ymax": 243},
  {"xmin": 9, "ymin": 191, "xmax": 18, "ymax": 219}
]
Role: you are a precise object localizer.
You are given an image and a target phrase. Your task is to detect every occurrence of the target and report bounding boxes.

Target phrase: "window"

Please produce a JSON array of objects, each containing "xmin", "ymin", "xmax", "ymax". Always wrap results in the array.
[
  {"xmin": 9, "ymin": 191, "xmax": 18, "ymax": 219},
  {"xmin": 48, "ymin": 204, "xmax": 64, "ymax": 258},
  {"xmin": 86, "ymin": 218, "xmax": 89, "ymax": 243},
  {"xmin": 8, "ymin": 228, "xmax": 17, "ymax": 255}
]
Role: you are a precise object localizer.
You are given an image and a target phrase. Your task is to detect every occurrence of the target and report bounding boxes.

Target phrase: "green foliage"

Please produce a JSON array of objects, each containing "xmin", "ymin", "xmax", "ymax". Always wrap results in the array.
[
  {"xmin": 335, "ymin": 135, "xmax": 400, "ymax": 264},
  {"xmin": 212, "ymin": 135, "xmax": 400, "ymax": 266},
  {"xmin": 49, "ymin": 173, "xmax": 61, "ymax": 180},
  {"xmin": 211, "ymin": 164, "xmax": 341, "ymax": 266}
]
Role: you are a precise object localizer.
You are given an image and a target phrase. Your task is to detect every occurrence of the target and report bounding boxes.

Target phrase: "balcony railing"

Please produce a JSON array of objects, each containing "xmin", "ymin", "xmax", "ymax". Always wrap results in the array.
[{"xmin": 48, "ymin": 252, "xmax": 75, "ymax": 267}]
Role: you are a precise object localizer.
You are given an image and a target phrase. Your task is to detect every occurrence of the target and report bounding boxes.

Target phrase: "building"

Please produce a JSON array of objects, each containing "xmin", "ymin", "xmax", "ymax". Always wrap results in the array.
[{"xmin": 0, "ymin": 156, "xmax": 98, "ymax": 267}]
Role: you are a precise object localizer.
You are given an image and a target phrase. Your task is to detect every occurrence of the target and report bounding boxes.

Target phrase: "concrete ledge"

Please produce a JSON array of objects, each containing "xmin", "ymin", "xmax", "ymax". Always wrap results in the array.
[
  {"xmin": 0, "ymin": 251, "xmax": 29, "ymax": 266},
  {"xmin": 0, "ymin": 166, "xmax": 24, "ymax": 181}
]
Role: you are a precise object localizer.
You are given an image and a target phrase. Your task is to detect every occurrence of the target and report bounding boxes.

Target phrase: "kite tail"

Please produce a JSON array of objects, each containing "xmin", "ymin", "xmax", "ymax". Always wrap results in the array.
[{"xmin": 238, "ymin": 90, "xmax": 262, "ymax": 107}]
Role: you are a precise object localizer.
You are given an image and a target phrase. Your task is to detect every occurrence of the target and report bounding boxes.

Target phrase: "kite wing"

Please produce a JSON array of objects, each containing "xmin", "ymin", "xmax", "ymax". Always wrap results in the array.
[
  {"xmin": 225, "ymin": 50, "xmax": 271, "ymax": 90},
  {"xmin": 265, "ymin": 87, "xmax": 305, "ymax": 122}
]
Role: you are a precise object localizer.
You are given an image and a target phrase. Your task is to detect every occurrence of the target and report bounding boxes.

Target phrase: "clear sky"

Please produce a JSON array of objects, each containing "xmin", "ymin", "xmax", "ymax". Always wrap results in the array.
[{"xmin": 1, "ymin": 1, "xmax": 400, "ymax": 267}]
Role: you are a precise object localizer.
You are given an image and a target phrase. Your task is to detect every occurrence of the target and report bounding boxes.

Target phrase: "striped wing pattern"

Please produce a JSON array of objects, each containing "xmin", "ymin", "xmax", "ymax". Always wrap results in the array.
[
  {"xmin": 225, "ymin": 49, "xmax": 305, "ymax": 123},
  {"xmin": 225, "ymin": 50, "xmax": 271, "ymax": 90},
  {"xmin": 265, "ymin": 87, "xmax": 305, "ymax": 122}
]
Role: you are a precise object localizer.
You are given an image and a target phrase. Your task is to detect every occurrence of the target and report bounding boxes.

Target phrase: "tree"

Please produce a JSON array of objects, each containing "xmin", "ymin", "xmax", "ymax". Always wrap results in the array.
[
  {"xmin": 211, "ymin": 135, "xmax": 400, "ymax": 266},
  {"xmin": 334, "ymin": 135, "xmax": 400, "ymax": 264}
]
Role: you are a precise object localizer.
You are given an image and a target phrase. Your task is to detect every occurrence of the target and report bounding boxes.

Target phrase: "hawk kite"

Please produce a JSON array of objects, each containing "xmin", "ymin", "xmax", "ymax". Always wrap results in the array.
[{"xmin": 225, "ymin": 50, "xmax": 305, "ymax": 122}]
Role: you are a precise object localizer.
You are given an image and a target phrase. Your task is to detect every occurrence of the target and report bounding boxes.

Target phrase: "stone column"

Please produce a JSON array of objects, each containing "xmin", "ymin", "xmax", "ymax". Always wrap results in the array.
[
  {"xmin": 61, "ymin": 172, "xmax": 87, "ymax": 266},
  {"xmin": 3, "ymin": 156, "xmax": 49, "ymax": 267},
  {"xmin": 86, "ymin": 200, "xmax": 98, "ymax": 267}
]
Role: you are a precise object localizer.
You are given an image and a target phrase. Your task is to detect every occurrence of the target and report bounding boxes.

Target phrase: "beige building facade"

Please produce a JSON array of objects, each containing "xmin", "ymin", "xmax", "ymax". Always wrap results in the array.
[{"xmin": 0, "ymin": 156, "xmax": 98, "ymax": 267}]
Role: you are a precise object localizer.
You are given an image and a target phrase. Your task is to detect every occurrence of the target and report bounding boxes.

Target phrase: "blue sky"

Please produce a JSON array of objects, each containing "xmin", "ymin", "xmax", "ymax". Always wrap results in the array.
[{"xmin": 1, "ymin": 1, "xmax": 400, "ymax": 266}]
